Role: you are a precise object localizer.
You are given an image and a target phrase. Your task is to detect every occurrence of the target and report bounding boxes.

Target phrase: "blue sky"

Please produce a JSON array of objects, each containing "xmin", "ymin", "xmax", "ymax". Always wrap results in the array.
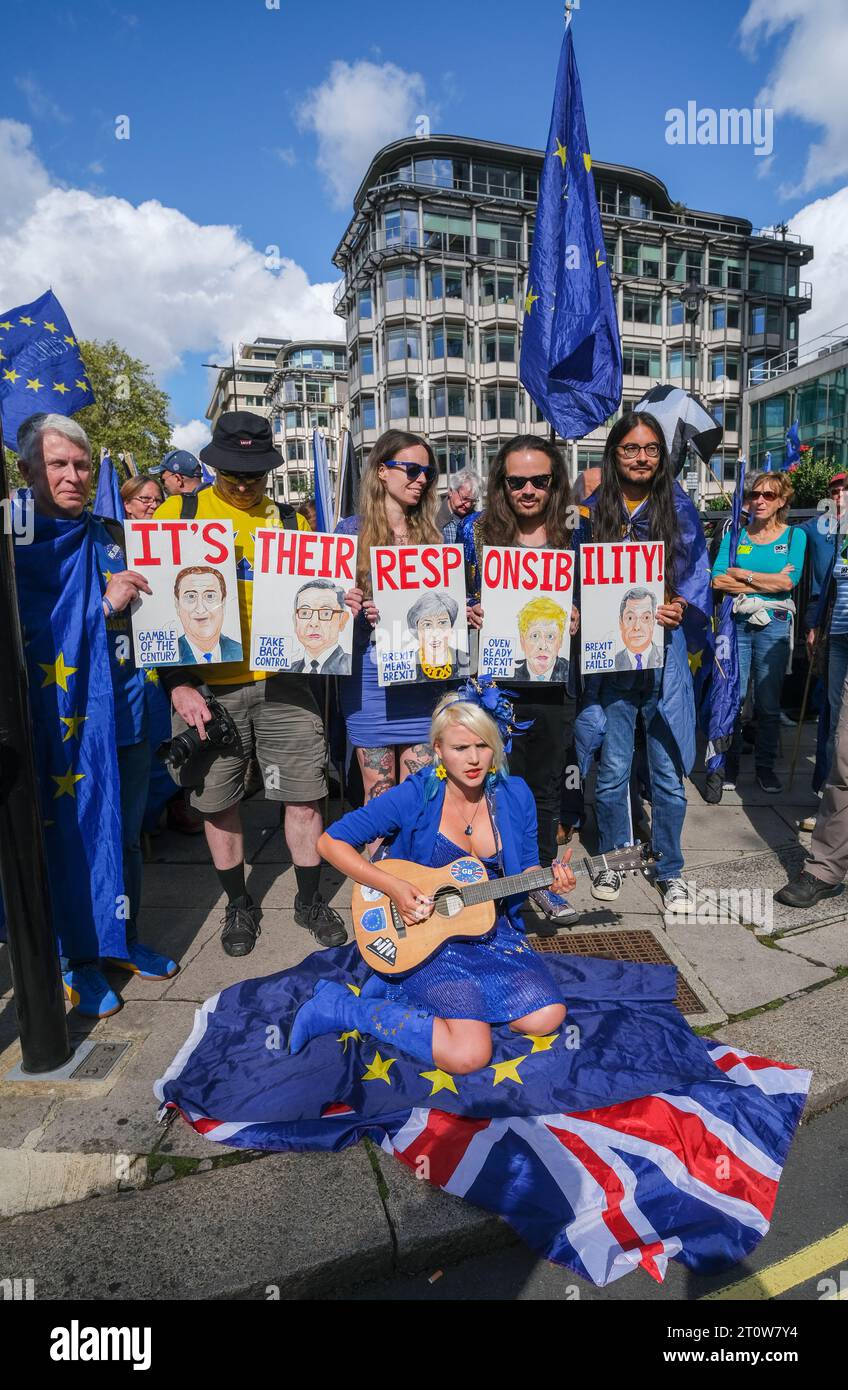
[{"xmin": 2, "ymin": 0, "xmax": 845, "ymax": 441}]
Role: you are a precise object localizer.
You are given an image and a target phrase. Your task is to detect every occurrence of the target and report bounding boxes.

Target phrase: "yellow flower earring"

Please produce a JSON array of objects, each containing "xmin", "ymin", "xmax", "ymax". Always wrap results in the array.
[{"xmin": 435, "ymin": 762, "xmax": 447, "ymax": 780}]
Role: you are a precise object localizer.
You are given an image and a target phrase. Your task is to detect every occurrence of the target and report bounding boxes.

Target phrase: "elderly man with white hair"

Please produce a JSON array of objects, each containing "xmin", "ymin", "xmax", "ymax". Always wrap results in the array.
[
  {"xmin": 12, "ymin": 412, "xmax": 178, "ymax": 1017},
  {"xmin": 437, "ymin": 467, "xmax": 481, "ymax": 542}
]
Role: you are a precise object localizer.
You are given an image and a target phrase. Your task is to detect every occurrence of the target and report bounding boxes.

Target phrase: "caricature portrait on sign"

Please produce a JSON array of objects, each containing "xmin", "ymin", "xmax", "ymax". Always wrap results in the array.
[
  {"xmin": 371, "ymin": 544, "xmax": 469, "ymax": 687},
  {"xmin": 479, "ymin": 545, "xmax": 574, "ymax": 683},
  {"xmin": 124, "ymin": 519, "xmax": 242, "ymax": 667},
  {"xmin": 175, "ymin": 567, "xmax": 242, "ymax": 665},
  {"xmin": 580, "ymin": 541, "xmax": 666, "ymax": 675},
  {"xmin": 250, "ymin": 530, "xmax": 358, "ymax": 673}
]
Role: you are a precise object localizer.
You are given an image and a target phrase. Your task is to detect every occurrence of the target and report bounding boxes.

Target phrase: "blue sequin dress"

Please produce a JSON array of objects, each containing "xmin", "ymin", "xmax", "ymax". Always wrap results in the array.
[{"xmin": 385, "ymin": 833, "xmax": 565, "ymax": 1024}]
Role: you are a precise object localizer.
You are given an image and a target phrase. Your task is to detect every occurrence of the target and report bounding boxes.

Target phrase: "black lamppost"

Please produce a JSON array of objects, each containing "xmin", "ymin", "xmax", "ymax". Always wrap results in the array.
[{"xmin": 681, "ymin": 271, "xmax": 707, "ymax": 398}]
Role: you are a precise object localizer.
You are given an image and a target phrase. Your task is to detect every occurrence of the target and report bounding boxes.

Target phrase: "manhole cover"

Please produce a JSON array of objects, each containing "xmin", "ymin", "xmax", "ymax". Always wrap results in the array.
[
  {"xmin": 529, "ymin": 929, "xmax": 706, "ymax": 1015},
  {"xmin": 69, "ymin": 1041, "xmax": 131, "ymax": 1081}
]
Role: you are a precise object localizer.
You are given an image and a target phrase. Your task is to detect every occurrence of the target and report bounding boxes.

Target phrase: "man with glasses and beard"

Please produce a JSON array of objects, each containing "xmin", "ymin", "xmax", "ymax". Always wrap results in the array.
[
  {"xmin": 155, "ymin": 411, "xmax": 356, "ymax": 956},
  {"xmin": 574, "ymin": 411, "xmax": 711, "ymax": 915},
  {"xmin": 459, "ymin": 434, "xmax": 579, "ymax": 928}
]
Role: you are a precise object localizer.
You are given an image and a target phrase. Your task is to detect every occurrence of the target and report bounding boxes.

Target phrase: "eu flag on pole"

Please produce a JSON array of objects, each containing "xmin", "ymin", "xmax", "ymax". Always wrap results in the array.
[
  {"xmin": 763, "ymin": 451, "xmax": 773, "ymax": 473},
  {"xmin": 520, "ymin": 27, "xmax": 622, "ymax": 439},
  {"xmin": 93, "ymin": 449, "xmax": 124, "ymax": 521},
  {"xmin": 0, "ymin": 290, "xmax": 93, "ymax": 450},
  {"xmin": 785, "ymin": 420, "xmax": 801, "ymax": 468},
  {"xmin": 706, "ymin": 458, "xmax": 747, "ymax": 771},
  {"xmin": 312, "ymin": 429, "xmax": 333, "ymax": 533}
]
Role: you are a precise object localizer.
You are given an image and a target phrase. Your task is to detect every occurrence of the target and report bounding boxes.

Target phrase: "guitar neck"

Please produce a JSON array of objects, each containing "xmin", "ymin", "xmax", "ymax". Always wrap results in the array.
[{"xmin": 461, "ymin": 853, "xmax": 612, "ymax": 907}]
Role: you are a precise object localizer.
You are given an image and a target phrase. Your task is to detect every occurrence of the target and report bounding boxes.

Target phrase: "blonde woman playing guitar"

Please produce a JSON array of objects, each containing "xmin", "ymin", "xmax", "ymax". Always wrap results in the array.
[{"xmin": 289, "ymin": 682, "xmax": 575, "ymax": 1076}]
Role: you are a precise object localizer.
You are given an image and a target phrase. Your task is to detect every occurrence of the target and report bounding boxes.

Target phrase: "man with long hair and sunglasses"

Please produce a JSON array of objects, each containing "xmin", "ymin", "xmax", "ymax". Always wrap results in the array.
[
  {"xmin": 459, "ymin": 434, "xmax": 579, "ymax": 928},
  {"xmin": 575, "ymin": 411, "xmax": 710, "ymax": 915},
  {"xmin": 155, "ymin": 412, "xmax": 355, "ymax": 957}
]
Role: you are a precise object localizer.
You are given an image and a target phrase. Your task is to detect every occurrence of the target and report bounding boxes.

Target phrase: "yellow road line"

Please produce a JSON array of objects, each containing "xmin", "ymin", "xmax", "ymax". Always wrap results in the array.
[{"xmin": 701, "ymin": 1223, "xmax": 848, "ymax": 1300}]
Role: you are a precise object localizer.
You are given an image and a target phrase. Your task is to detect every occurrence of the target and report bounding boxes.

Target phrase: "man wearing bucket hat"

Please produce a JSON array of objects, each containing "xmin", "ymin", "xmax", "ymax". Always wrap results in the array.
[
  {"xmin": 155, "ymin": 412, "xmax": 356, "ymax": 956},
  {"xmin": 154, "ymin": 449, "xmax": 204, "ymax": 497}
]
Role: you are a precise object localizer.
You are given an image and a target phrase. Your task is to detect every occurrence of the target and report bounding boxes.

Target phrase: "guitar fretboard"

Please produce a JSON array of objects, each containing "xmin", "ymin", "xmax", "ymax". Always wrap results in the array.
[{"xmin": 460, "ymin": 851, "xmax": 643, "ymax": 907}]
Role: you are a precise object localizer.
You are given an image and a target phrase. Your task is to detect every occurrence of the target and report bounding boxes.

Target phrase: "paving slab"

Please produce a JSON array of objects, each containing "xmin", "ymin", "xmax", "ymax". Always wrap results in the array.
[
  {"xmin": 693, "ymin": 846, "xmax": 848, "ymax": 935},
  {"xmin": 664, "ymin": 920, "xmax": 834, "ymax": 1016},
  {"xmin": 160, "ymin": 911, "xmax": 326, "ymax": 1003},
  {"xmin": 0, "ymin": 1147, "xmax": 146, "ymax": 1218},
  {"xmin": 713, "ymin": 978, "xmax": 848, "ymax": 1115},
  {"xmin": 775, "ymin": 920, "xmax": 848, "ymax": 970},
  {"xmin": 373, "ymin": 1143, "xmax": 518, "ymax": 1272},
  {"xmin": 0, "ymin": 1147, "xmax": 393, "ymax": 1300}
]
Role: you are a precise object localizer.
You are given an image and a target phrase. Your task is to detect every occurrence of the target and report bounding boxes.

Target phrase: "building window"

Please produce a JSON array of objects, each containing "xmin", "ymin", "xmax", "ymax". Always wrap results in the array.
[
  {"xmin": 668, "ymin": 350, "xmax": 698, "ymax": 381},
  {"xmin": 480, "ymin": 274, "xmax": 517, "ymax": 307},
  {"xmin": 711, "ymin": 302, "xmax": 741, "ymax": 330},
  {"xmin": 707, "ymin": 256, "xmax": 744, "ymax": 290},
  {"xmin": 430, "ymin": 325, "xmax": 466, "ymax": 361},
  {"xmin": 482, "ymin": 329, "xmax": 517, "ymax": 364},
  {"xmin": 787, "ymin": 314, "xmax": 798, "ymax": 342},
  {"xmin": 432, "ymin": 385, "xmax": 467, "ymax": 419},
  {"xmin": 623, "ymin": 345, "xmax": 661, "ymax": 376},
  {"xmin": 384, "ymin": 267, "xmax": 418, "ymax": 302},
  {"xmin": 623, "ymin": 240, "xmax": 661, "ymax": 279},
  {"xmin": 712, "ymin": 403, "xmax": 739, "ymax": 432},
  {"xmin": 483, "ymin": 387, "xmax": 517, "ymax": 421},
  {"xmin": 309, "ymin": 410, "xmax": 331, "ymax": 430},
  {"xmin": 709, "ymin": 352, "xmax": 740, "ymax": 382},
  {"xmin": 358, "ymin": 287, "xmax": 373, "ymax": 320},
  {"xmin": 668, "ymin": 298, "xmax": 684, "ymax": 326},
  {"xmin": 362, "ymin": 396, "xmax": 376, "ymax": 430},
  {"xmin": 360, "ymin": 341, "xmax": 374, "ymax": 375},
  {"xmin": 423, "ymin": 211, "xmax": 471, "ymax": 253},
  {"xmin": 749, "ymin": 305, "xmax": 782, "ymax": 336},
  {"xmin": 428, "ymin": 267, "xmax": 464, "ymax": 301},
  {"xmin": 285, "ymin": 409, "xmax": 301, "ymax": 429},
  {"xmin": 286, "ymin": 440, "xmax": 306, "ymax": 462},
  {"xmin": 386, "ymin": 327, "xmax": 421, "ymax": 363},
  {"xmin": 764, "ymin": 398, "xmax": 788, "ymax": 432},
  {"xmin": 388, "ymin": 384, "xmax": 420, "ymax": 421},
  {"xmin": 748, "ymin": 354, "xmax": 767, "ymax": 384},
  {"xmin": 471, "ymin": 162, "xmax": 522, "ymax": 199},
  {"xmin": 623, "ymin": 292, "xmax": 661, "ymax": 325},
  {"xmin": 477, "ymin": 220, "xmax": 521, "ymax": 260},
  {"xmin": 384, "ymin": 207, "xmax": 418, "ymax": 247},
  {"xmin": 749, "ymin": 260, "xmax": 784, "ymax": 295}
]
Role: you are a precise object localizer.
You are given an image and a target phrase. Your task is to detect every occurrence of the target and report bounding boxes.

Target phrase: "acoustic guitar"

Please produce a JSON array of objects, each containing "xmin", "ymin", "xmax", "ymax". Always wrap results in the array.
[{"xmin": 352, "ymin": 844, "xmax": 657, "ymax": 976}]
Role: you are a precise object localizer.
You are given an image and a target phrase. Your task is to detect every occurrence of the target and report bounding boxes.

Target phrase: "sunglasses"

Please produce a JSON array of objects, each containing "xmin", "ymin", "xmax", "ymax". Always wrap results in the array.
[
  {"xmin": 749, "ymin": 490, "xmax": 780, "ymax": 501},
  {"xmin": 504, "ymin": 474, "xmax": 553, "ymax": 492},
  {"xmin": 382, "ymin": 460, "xmax": 436, "ymax": 483},
  {"xmin": 216, "ymin": 470, "xmax": 269, "ymax": 485}
]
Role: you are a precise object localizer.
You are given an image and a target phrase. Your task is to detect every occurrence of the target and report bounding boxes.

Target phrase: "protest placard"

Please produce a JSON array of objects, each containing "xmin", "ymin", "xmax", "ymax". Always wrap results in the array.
[
  {"xmin": 370, "ymin": 544, "xmax": 469, "ymax": 687},
  {"xmin": 124, "ymin": 519, "xmax": 242, "ymax": 667},
  {"xmin": 250, "ymin": 530, "xmax": 358, "ymax": 674},
  {"xmin": 580, "ymin": 541, "xmax": 666, "ymax": 675},
  {"xmin": 478, "ymin": 545, "xmax": 575, "ymax": 684}
]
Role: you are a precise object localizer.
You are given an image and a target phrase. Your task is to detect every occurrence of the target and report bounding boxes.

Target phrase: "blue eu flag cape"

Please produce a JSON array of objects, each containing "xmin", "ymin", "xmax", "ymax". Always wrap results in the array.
[
  {"xmin": 706, "ymin": 460, "xmax": 746, "ymax": 771},
  {"xmin": 156, "ymin": 945, "xmax": 809, "ymax": 1287},
  {"xmin": 0, "ymin": 290, "xmax": 93, "ymax": 450},
  {"xmin": 4, "ymin": 503, "xmax": 127, "ymax": 960},
  {"xmin": 520, "ymin": 27, "xmax": 622, "ymax": 439}
]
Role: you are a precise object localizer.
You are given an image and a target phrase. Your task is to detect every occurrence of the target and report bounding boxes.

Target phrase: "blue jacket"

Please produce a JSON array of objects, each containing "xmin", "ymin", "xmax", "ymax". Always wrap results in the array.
[
  {"xmin": 802, "ymin": 517, "xmax": 838, "ymax": 630},
  {"xmin": 326, "ymin": 769, "xmax": 540, "ymax": 931}
]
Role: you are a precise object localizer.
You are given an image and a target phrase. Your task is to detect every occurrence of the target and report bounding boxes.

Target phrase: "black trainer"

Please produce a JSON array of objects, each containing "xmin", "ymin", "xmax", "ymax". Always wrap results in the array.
[
  {"xmin": 294, "ymin": 894, "xmax": 348, "ymax": 948},
  {"xmin": 704, "ymin": 772, "xmax": 724, "ymax": 805},
  {"xmin": 221, "ymin": 897, "xmax": 261, "ymax": 958},
  {"xmin": 774, "ymin": 871, "xmax": 843, "ymax": 909},
  {"xmin": 757, "ymin": 767, "xmax": 783, "ymax": 794}
]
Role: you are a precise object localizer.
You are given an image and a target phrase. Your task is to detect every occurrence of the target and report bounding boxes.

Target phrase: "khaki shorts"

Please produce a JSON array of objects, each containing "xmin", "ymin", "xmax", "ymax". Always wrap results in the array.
[{"xmin": 171, "ymin": 676, "xmax": 327, "ymax": 814}]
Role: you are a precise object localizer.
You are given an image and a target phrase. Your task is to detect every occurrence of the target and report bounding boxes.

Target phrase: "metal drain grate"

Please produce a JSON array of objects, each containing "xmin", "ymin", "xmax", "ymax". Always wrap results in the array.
[
  {"xmin": 529, "ymin": 929, "xmax": 707, "ymax": 1016},
  {"xmin": 68, "ymin": 1041, "xmax": 131, "ymax": 1081}
]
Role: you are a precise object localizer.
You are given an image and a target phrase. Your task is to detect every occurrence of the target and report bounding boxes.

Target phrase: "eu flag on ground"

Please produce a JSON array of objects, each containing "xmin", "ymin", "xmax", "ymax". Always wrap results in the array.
[
  {"xmin": 312, "ymin": 429, "xmax": 333, "ymax": 532},
  {"xmin": 706, "ymin": 458, "xmax": 747, "ymax": 771},
  {"xmin": 785, "ymin": 420, "xmax": 801, "ymax": 468},
  {"xmin": 0, "ymin": 290, "xmax": 93, "ymax": 450},
  {"xmin": 93, "ymin": 449, "xmax": 124, "ymax": 521},
  {"xmin": 520, "ymin": 27, "xmax": 622, "ymax": 439}
]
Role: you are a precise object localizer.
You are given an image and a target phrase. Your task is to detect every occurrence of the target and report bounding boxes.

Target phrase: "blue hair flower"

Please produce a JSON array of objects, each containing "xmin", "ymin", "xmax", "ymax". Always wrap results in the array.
[{"xmin": 451, "ymin": 676, "xmax": 532, "ymax": 755}]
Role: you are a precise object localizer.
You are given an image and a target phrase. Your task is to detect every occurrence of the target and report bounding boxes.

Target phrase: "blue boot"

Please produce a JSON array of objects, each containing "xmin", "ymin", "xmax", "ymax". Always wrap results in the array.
[
  {"xmin": 63, "ymin": 966, "xmax": 122, "ymax": 1018},
  {"xmin": 289, "ymin": 980, "xmax": 434, "ymax": 1063}
]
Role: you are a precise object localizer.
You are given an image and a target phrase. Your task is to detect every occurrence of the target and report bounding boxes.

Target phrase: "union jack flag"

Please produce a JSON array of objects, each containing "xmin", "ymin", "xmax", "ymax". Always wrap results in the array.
[{"xmin": 156, "ymin": 949, "xmax": 809, "ymax": 1289}]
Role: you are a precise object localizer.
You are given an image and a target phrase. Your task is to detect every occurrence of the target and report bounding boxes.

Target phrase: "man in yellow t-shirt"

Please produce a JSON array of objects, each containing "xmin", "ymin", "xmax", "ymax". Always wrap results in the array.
[{"xmin": 156, "ymin": 412, "xmax": 357, "ymax": 957}]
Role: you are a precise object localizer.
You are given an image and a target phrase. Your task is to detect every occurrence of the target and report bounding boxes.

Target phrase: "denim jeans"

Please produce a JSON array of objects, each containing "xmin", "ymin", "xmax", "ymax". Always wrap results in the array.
[
  {"xmin": 730, "ymin": 615, "xmax": 791, "ymax": 773},
  {"xmin": 595, "ymin": 668, "xmax": 687, "ymax": 880},
  {"xmin": 826, "ymin": 633, "xmax": 848, "ymax": 774},
  {"xmin": 62, "ymin": 740, "xmax": 151, "ymax": 970}
]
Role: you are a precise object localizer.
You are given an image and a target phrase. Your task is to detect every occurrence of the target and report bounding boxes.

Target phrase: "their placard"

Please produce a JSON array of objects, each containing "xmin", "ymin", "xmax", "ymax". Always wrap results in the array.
[
  {"xmin": 370, "ymin": 544, "xmax": 469, "ymax": 687},
  {"xmin": 580, "ymin": 541, "xmax": 666, "ymax": 675},
  {"xmin": 250, "ymin": 529, "xmax": 358, "ymax": 674},
  {"xmin": 124, "ymin": 519, "xmax": 242, "ymax": 667},
  {"xmin": 479, "ymin": 545, "xmax": 575, "ymax": 684}
]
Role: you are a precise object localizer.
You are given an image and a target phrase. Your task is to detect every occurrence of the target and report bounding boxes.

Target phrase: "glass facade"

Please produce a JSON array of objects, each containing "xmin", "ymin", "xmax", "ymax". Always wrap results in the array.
[{"xmin": 750, "ymin": 363, "xmax": 848, "ymax": 470}]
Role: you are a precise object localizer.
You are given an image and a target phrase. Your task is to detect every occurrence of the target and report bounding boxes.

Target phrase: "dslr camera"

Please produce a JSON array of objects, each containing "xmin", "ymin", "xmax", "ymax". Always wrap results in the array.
[{"xmin": 157, "ymin": 685, "xmax": 238, "ymax": 784}]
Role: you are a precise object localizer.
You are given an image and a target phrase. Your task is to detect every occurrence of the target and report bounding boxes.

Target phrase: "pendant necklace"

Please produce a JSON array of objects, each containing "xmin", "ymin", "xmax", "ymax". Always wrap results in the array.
[{"xmin": 451, "ymin": 787, "xmax": 485, "ymax": 839}]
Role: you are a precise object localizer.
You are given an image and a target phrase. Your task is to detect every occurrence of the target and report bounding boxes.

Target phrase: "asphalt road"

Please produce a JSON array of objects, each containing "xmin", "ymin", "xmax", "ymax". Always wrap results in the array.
[{"xmin": 334, "ymin": 1101, "xmax": 848, "ymax": 1303}]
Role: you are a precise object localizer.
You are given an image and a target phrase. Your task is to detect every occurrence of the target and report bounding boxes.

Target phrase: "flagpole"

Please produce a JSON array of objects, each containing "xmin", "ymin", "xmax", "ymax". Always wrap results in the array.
[{"xmin": 0, "ymin": 423, "xmax": 72, "ymax": 1072}]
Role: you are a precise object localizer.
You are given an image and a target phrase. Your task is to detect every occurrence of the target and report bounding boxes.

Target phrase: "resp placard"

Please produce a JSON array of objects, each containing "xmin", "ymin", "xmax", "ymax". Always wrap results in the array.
[
  {"xmin": 250, "ymin": 530, "xmax": 358, "ymax": 674},
  {"xmin": 580, "ymin": 541, "xmax": 666, "ymax": 675},
  {"xmin": 370, "ymin": 544, "xmax": 469, "ymax": 688},
  {"xmin": 124, "ymin": 519, "xmax": 242, "ymax": 667},
  {"xmin": 479, "ymin": 546, "xmax": 574, "ymax": 684}
]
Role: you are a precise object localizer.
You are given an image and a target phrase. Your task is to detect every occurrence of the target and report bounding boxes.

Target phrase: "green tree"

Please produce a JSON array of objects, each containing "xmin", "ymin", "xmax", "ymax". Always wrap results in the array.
[{"xmin": 75, "ymin": 338, "xmax": 173, "ymax": 474}]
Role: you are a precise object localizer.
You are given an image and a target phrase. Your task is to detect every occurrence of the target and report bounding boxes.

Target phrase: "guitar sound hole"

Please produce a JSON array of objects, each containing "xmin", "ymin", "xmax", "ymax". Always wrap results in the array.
[{"xmin": 434, "ymin": 887, "xmax": 464, "ymax": 919}]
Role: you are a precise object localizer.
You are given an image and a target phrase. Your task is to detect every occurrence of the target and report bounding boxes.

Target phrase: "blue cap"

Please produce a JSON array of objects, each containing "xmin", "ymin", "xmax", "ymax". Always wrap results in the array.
[{"xmin": 159, "ymin": 449, "xmax": 202, "ymax": 478}]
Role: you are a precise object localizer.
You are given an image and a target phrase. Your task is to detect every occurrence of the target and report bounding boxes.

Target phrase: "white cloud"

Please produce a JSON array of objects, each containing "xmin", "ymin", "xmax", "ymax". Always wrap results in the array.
[
  {"xmin": 740, "ymin": 0, "xmax": 848, "ymax": 195},
  {"xmin": 789, "ymin": 185, "xmax": 848, "ymax": 347},
  {"xmin": 297, "ymin": 59, "xmax": 430, "ymax": 209},
  {"xmin": 170, "ymin": 419, "xmax": 211, "ymax": 456},
  {"xmin": 0, "ymin": 119, "xmax": 342, "ymax": 382},
  {"xmin": 14, "ymin": 75, "xmax": 71, "ymax": 126}
]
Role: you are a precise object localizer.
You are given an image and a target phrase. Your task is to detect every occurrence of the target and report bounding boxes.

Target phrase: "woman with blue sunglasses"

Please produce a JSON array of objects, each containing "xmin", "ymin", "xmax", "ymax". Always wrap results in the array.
[{"xmin": 337, "ymin": 429, "xmax": 454, "ymax": 807}]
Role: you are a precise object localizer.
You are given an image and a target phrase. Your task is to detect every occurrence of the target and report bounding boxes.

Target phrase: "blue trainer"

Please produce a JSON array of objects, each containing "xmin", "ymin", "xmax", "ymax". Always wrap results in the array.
[
  {"xmin": 530, "ymin": 888, "xmax": 578, "ymax": 923},
  {"xmin": 104, "ymin": 944, "xmax": 179, "ymax": 981},
  {"xmin": 62, "ymin": 966, "xmax": 122, "ymax": 1018}
]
